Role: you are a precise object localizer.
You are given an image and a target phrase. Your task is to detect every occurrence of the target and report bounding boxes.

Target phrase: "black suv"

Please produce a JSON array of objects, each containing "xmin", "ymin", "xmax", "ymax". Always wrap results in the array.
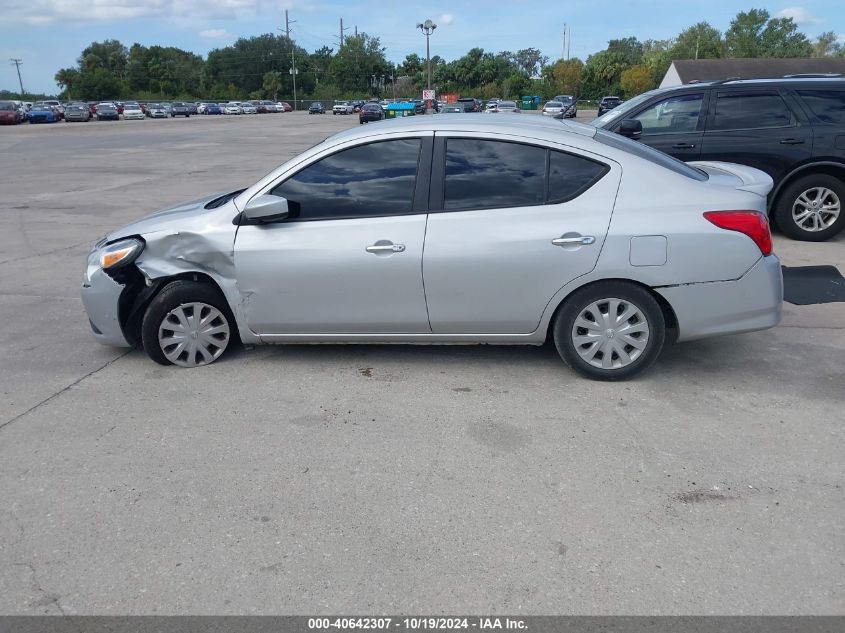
[
  {"xmin": 597, "ymin": 96, "xmax": 622, "ymax": 116},
  {"xmin": 592, "ymin": 77, "xmax": 845, "ymax": 241},
  {"xmin": 171, "ymin": 102, "xmax": 191, "ymax": 117}
]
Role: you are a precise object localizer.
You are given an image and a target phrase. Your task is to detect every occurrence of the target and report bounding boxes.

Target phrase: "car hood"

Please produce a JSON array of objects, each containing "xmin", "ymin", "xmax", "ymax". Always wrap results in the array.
[{"xmin": 106, "ymin": 193, "xmax": 231, "ymax": 241}]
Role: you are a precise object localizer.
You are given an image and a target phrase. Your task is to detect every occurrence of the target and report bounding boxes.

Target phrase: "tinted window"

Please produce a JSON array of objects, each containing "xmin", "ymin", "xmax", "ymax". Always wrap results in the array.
[
  {"xmin": 444, "ymin": 139, "xmax": 546, "ymax": 209},
  {"xmin": 630, "ymin": 93, "xmax": 703, "ymax": 134},
  {"xmin": 548, "ymin": 151, "xmax": 608, "ymax": 202},
  {"xmin": 712, "ymin": 91, "xmax": 793, "ymax": 130},
  {"xmin": 797, "ymin": 90, "xmax": 845, "ymax": 124},
  {"xmin": 271, "ymin": 139, "xmax": 421, "ymax": 221},
  {"xmin": 594, "ymin": 128, "xmax": 708, "ymax": 181}
]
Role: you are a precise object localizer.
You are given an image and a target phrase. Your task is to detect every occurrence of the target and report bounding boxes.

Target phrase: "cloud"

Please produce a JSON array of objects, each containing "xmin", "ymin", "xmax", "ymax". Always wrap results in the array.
[
  {"xmin": 2, "ymin": 0, "xmax": 262, "ymax": 24},
  {"xmin": 775, "ymin": 7, "xmax": 823, "ymax": 25},
  {"xmin": 199, "ymin": 28, "xmax": 231, "ymax": 38},
  {"xmin": 439, "ymin": 13, "xmax": 454, "ymax": 26}
]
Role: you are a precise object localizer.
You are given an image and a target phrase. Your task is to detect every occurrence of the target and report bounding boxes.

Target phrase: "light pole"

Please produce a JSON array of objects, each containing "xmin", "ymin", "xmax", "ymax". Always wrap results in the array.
[{"xmin": 416, "ymin": 19, "xmax": 436, "ymax": 113}]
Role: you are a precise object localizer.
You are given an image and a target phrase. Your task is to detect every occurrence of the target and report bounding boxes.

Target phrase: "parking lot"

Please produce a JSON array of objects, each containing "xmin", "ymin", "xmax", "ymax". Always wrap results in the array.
[{"xmin": 0, "ymin": 112, "xmax": 843, "ymax": 615}]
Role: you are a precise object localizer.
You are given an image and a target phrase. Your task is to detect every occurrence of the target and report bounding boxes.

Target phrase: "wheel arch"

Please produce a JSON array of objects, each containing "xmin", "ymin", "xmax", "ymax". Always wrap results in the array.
[
  {"xmin": 770, "ymin": 161, "xmax": 845, "ymax": 213},
  {"xmin": 542, "ymin": 277, "xmax": 679, "ymax": 344},
  {"xmin": 120, "ymin": 270, "xmax": 239, "ymax": 346}
]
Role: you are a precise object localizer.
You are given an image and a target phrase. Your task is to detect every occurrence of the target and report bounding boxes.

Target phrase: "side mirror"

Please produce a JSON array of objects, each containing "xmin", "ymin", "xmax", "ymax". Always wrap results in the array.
[
  {"xmin": 242, "ymin": 194, "xmax": 290, "ymax": 224},
  {"xmin": 618, "ymin": 119, "xmax": 643, "ymax": 140}
]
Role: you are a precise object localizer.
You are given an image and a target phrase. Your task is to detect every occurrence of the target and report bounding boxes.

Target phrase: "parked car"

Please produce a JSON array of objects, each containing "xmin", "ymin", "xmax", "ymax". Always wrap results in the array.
[
  {"xmin": 359, "ymin": 103, "xmax": 385, "ymax": 124},
  {"xmin": 206, "ymin": 103, "xmax": 223, "ymax": 115},
  {"xmin": 240, "ymin": 102, "xmax": 258, "ymax": 115},
  {"xmin": 597, "ymin": 96, "xmax": 622, "ymax": 116},
  {"xmin": 553, "ymin": 95, "xmax": 577, "ymax": 118},
  {"xmin": 188, "ymin": 103, "xmax": 198, "ymax": 115},
  {"xmin": 148, "ymin": 103, "xmax": 167, "ymax": 119},
  {"xmin": 223, "ymin": 103, "xmax": 242, "ymax": 115},
  {"xmin": 333, "ymin": 101, "xmax": 354, "ymax": 115},
  {"xmin": 96, "ymin": 104, "xmax": 119, "ymax": 121},
  {"xmin": 277, "ymin": 102, "xmax": 293, "ymax": 112},
  {"xmin": 64, "ymin": 103, "xmax": 91, "ymax": 122},
  {"xmin": 37, "ymin": 100, "xmax": 64, "ymax": 119},
  {"xmin": 441, "ymin": 105, "xmax": 464, "ymax": 113},
  {"xmin": 87, "ymin": 102, "xmax": 99, "ymax": 116},
  {"xmin": 28, "ymin": 104, "xmax": 59, "ymax": 123},
  {"xmin": 122, "ymin": 102, "xmax": 144, "ymax": 120},
  {"xmin": 0, "ymin": 100, "xmax": 21, "ymax": 124},
  {"xmin": 250, "ymin": 101, "xmax": 267, "ymax": 113},
  {"xmin": 457, "ymin": 97, "xmax": 481, "ymax": 112},
  {"xmin": 591, "ymin": 77, "xmax": 845, "ymax": 241},
  {"xmin": 493, "ymin": 100, "xmax": 520, "ymax": 113},
  {"xmin": 171, "ymin": 102, "xmax": 191, "ymax": 117},
  {"xmin": 81, "ymin": 116, "xmax": 782, "ymax": 380},
  {"xmin": 309, "ymin": 102, "xmax": 325, "ymax": 114},
  {"xmin": 542, "ymin": 101, "xmax": 565, "ymax": 117}
]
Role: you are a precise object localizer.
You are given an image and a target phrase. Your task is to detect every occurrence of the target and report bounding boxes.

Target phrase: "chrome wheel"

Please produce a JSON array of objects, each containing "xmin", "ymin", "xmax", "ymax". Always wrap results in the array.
[
  {"xmin": 157, "ymin": 302, "xmax": 230, "ymax": 368},
  {"xmin": 571, "ymin": 298, "xmax": 650, "ymax": 370},
  {"xmin": 792, "ymin": 187, "xmax": 841, "ymax": 232}
]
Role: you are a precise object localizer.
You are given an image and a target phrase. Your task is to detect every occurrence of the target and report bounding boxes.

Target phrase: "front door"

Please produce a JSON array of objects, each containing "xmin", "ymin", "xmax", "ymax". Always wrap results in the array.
[
  {"xmin": 422, "ymin": 135, "xmax": 620, "ymax": 334},
  {"xmin": 234, "ymin": 137, "xmax": 432, "ymax": 334},
  {"xmin": 617, "ymin": 91, "xmax": 707, "ymax": 161}
]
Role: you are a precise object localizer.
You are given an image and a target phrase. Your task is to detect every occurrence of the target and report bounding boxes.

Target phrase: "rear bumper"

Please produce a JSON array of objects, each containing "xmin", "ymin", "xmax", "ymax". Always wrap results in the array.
[
  {"xmin": 81, "ymin": 269, "xmax": 131, "ymax": 348},
  {"xmin": 656, "ymin": 255, "xmax": 783, "ymax": 342}
]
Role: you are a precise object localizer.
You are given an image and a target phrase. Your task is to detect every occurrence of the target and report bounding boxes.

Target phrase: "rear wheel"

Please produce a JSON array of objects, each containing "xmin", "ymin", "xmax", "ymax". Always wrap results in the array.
[
  {"xmin": 553, "ymin": 281, "xmax": 665, "ymax": 381},
  {"xmin": 141, "ymin": 281, "xmax": 235, "ymax": 368},
  {"xmin": 774, "ymin": 173, "xmax": 844, "ymax": 241}
]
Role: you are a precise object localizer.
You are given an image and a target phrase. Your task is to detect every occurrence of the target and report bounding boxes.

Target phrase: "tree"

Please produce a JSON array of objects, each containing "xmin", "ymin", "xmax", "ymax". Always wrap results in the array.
[
  {"xmin": 671, "ymin": 22, "xmax": 723, "ymax": 60},
  {"xmin": 760, "ymin": 17, "xmax": 813, "ymax": 57},
  {"xmin": 581, "ymin": 50, "xmax": 627, "ymax": 99},
  {"xmin": 620, "ymin": 65, "xmax": 653, "ymax": 97},
  {"xmin": 514, "ymin": 48, "xmax": 548, "ymax": 76},
  {"xmin": 54, "ymin": 68, "xmax": 80, "ymax": 99},
  {"xmin": 262, "ymin": 71, "xmax": 283, "ymax": 100},
  {"xmin": 607, "ymin": 37, "xmax": 644, "ymax": 66},
  {"xmin": 725, "ymin": 9, "xmax": 770, "ymax": 57},
  {"xmin": 543, "ymin": 58, "xmax": 583, "ymax": 97},
  {"xmin": 813, "ymin": 31, "xmax": 844, "ymax": 57}
]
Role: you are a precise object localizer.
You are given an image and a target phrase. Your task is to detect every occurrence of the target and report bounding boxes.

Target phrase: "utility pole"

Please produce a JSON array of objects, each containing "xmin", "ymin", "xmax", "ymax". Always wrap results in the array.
[
  {"xmin": 339, "ymin": 18, "xmax": 350, "ymax": 47},
  {"xmin": 10, "ymin": 58, "xmax": 24, "ymax": 97},
  {"xmin": 354, "ymin": 25, "xmax": 358, "ymax": 38},
  {"xmin": 562, "ymin": 24, "xmax": 566, "ymax": 60},
  {"xmin": 567, "ymin": 25, "xmax": 571, "ymax": 60},
  {"xmin": 280, "ymin": 11, "xmax": 297, "ymax": 110}
]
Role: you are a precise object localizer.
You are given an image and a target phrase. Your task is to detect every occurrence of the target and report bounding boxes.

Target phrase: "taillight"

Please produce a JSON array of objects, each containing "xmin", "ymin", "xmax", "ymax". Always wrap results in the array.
[{"xmin": 703, "ymin": 211, "xmax": 772, "ymax": 256}]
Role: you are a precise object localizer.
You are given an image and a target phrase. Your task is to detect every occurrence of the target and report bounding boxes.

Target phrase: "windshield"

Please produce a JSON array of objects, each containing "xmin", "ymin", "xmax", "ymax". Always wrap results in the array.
[
  {"xmin": 0, "ymin": 102, "xmax": 16, "ymax": 111},
  {"xmin": 593, "ymin": 90, "xmax": 661, "ymax": 126}
]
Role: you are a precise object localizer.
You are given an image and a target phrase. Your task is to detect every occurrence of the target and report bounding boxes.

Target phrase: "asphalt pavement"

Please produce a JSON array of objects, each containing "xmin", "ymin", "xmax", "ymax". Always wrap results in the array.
[{"xmin": 0, "ymin": 111, "xmax": 843, "ymax": 615}]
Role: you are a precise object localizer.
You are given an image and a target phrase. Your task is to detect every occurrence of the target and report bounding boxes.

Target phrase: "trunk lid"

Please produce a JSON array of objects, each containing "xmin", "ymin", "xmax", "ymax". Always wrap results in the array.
[{"xmin": 688, "ymin": 161, "xmax": 774, "ymax": 197}]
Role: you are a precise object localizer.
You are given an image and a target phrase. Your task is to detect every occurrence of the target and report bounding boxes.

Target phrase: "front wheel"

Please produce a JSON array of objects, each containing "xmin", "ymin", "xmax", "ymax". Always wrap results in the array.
[
  {"xmin": 553, "ymin": 281, "xmax": 665, "ymax": 381},
  {"xmin": 141, "ymin": 281, "xmax": 236, "ymax": 368},
  {"xmin": 774, "ymin": 174, "xmax": 844, "ymax": 241}
]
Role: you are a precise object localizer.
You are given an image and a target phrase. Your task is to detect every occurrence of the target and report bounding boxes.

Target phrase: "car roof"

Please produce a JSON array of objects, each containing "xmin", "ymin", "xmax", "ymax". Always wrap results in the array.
[
  {"xmin": 659, "ymin": 76, "xmax": 845, "ymax": 93},
  {"xmin": 327, "ymin": 115, "xmax": 597, "ymax": 144}
]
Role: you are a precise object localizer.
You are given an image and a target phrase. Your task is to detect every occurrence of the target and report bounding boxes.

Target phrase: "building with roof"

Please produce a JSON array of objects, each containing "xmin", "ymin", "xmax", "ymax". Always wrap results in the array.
[{"xmin": 659, "ymin": 58, "xmax": 845, "ymax": 89}]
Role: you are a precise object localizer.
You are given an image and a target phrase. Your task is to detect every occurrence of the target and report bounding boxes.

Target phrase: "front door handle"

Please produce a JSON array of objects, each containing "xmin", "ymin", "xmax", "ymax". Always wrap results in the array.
[
  {"xmin": 552, "ymin": 236, "xmax": 595, "ymax": 247},
  {"xmin": 780, "ymin": 138, "xmax": 805, "ymax": 145},
  {"xmin": 672, "ymin": 143, "xmax": 696, "ymax": 149},
  {"xmin": 366, "ymin": 242, "xmax": 405, "ymax": 254}
]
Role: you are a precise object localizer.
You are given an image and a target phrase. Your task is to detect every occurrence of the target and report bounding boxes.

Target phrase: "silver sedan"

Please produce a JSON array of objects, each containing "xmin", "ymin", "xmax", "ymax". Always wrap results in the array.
[{"xmin": 81, "ymin": 117, "xmax": 782, "ymax": 379}]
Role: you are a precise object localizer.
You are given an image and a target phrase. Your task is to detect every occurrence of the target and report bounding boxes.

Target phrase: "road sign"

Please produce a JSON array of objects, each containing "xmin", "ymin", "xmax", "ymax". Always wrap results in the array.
[{"xmin": 422, "ymin": 89, "xmax": 435, "ymax": 100}]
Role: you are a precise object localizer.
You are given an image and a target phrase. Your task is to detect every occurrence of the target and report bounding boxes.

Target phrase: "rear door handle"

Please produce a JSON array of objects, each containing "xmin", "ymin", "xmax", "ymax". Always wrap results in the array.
[
  {"xmin": 552, "ymin": 236, "xmax": 595, "ymax": 246},
  {"xmin": 366, "ymin": 242, "xmax": 405, "ymax": 254},
  {"xmin": 672, "ymin": 143, "xmax": 696, "ymax": 149},
  {"xmin": 780, "ymin": 138, "xmax": 805, "ymax": 145}
]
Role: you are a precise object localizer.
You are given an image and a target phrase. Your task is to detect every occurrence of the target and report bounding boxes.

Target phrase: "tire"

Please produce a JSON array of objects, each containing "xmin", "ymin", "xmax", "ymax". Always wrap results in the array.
[
  {"xmin": 141, "ymin": 280, "xmax": 236, "ymax": 368},
  {"xmin": 552, "ymin": 281, "xmax": 665, "ymax": 381},
  {"xmin": 774, "ymin": 173, "xmax": 845, "ymax": 242}
]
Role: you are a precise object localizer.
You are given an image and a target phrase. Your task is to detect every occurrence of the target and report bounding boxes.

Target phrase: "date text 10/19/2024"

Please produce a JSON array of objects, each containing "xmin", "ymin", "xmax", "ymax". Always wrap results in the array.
[{"xmin": 308, "ymin": 617, "xmax": 528, "ymax": 630}]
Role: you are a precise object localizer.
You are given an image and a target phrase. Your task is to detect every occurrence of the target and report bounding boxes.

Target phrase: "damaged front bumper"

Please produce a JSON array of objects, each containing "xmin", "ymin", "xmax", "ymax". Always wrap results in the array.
[{"xmin": 81, "ymin": 267, "xmax": 131, "ymax": 347}]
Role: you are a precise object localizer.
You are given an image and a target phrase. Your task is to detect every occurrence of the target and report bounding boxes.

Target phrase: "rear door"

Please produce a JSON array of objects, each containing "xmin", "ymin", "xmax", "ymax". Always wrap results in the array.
[
  {"xmin": 422, "ymin": 134, "xmax": 619, "ymax": 334},
  {"xmin": 700, "ymin": 88, "xmax": 812, "ymax": 184},
  {"xmin": 612, "ymin": 90, "xmax": 707, "ymax": 161}
]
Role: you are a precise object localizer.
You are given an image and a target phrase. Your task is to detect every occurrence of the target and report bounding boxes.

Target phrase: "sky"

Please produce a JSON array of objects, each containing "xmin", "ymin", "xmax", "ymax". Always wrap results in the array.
[{"xmin": 1, "ymin": 0, "xmax": 843, "ymax": 95}]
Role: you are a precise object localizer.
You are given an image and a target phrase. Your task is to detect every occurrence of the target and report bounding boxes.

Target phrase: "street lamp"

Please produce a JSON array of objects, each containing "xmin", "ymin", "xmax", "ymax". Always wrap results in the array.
[{"xmin": 416, "ymin": 19, "xmax": 436, "ymax": 113}]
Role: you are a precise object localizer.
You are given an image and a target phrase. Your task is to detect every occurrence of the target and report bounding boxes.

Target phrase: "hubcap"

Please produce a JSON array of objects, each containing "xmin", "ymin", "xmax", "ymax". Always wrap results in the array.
[
  {"xmin": 158, "ymin": 302, "xmax": 230, "ymax": 368},
  {"xmin": 792, "ymin": 187, "xmax": 840, "ymax": 232},
  {"xmin": 571, "ymin": 298, "xmax": 650, "ymax": 370}
]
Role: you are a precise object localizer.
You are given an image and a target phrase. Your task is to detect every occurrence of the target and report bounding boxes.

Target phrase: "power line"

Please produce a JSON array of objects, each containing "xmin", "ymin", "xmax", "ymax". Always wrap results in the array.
[{"xmin": 10, "ymin": 58, "xmax": 25, "ymax": 96}]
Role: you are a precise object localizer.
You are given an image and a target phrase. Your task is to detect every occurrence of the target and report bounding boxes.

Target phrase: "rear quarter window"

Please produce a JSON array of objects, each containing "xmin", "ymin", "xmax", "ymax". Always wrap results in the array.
[
  {"xmin": 797, "ymin": 90, "xmax": 845, "ymax": 124},
  {"xmin": 594, "ymin": 128, "xmax": 708, "ymax": 181}
]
